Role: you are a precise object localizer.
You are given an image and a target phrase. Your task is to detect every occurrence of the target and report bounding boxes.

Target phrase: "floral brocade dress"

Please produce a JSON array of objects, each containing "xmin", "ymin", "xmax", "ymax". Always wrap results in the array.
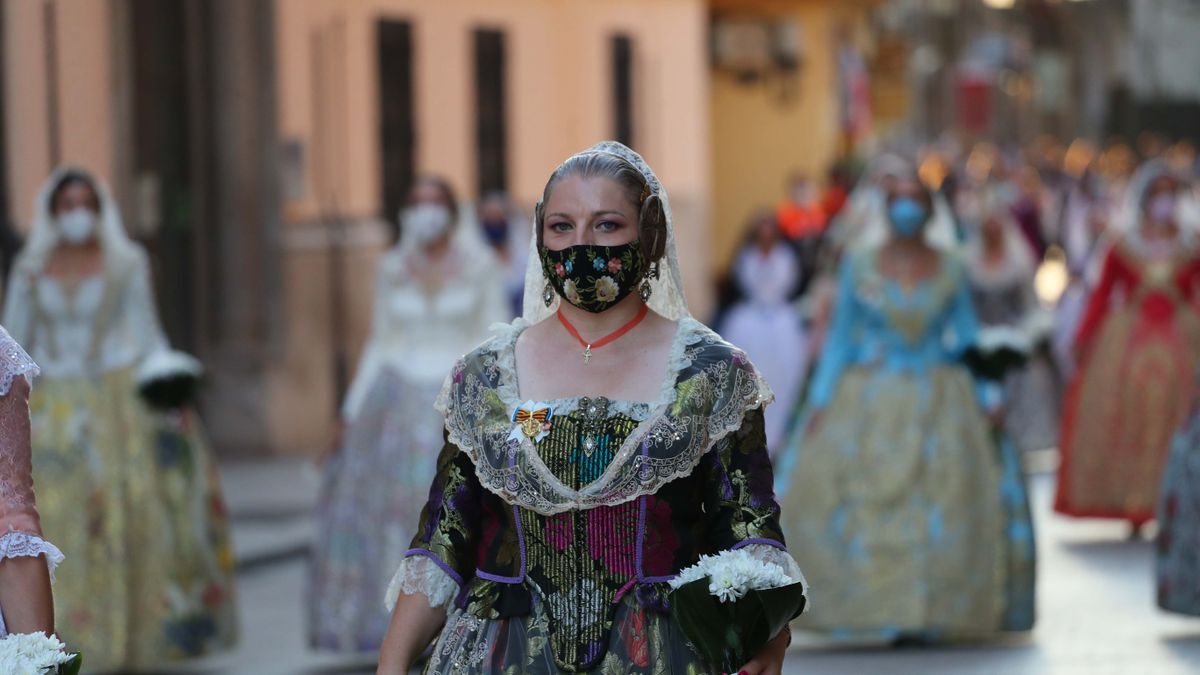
[{"xmin": 386, "ymin": 318, "xmax": 806, "ymax": 673}]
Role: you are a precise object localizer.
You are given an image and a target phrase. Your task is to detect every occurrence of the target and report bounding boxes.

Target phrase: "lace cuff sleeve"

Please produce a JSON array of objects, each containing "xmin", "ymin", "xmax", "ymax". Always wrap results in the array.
[
  {"xmin": 0, "ymin": 326, "xmax": 38, "ymax": 397},
  {"xmin": 737, "ymin": 543, "xmax": 809, "ymax": 613},
  {"xmin": 384, "ymin": 553, "xmax": 461, "ymax": 611},
  {"xmin": 0, "ymin": 531, "xmax": 64, "ymax": 582}
]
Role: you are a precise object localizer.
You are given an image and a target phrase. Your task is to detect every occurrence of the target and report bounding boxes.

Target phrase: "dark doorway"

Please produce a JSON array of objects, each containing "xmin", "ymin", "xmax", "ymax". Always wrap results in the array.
[
  {"xmin": 378, "ymin": 19, "xmax": 415, "ymax": 234},
  {"xmin": 474, "ymin": 28, "xmax": 507, "ymax": 196}
]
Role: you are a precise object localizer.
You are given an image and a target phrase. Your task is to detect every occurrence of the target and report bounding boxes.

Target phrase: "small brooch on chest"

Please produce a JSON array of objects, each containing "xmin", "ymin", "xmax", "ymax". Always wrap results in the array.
[
  {"xmin": 579, "ymin": 396, "xmax": 610, "ymax": 458},
  {"xmin": 510, "ymin": 401, "xmax": 555, "ymax": 443}
]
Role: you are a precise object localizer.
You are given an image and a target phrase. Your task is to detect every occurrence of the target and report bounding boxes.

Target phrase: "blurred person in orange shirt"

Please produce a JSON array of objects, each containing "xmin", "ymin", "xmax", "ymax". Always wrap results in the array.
[{"xmin": 777, "ymin": 173, "xmax": 827, "ymax": 240}]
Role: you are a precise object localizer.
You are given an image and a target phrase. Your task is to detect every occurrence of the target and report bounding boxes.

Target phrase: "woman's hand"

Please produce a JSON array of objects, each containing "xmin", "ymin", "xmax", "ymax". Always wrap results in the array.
[{"xmin": 735, "ymin": 627, "xmax": 791, "ymax": 675}]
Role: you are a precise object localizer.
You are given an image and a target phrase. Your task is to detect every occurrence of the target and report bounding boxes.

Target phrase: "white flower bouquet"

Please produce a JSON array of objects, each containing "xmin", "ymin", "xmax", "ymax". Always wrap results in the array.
[
  {"xmin": 667, "ymin": 549, "xmax": 807, "ymax": 672},
  {"xmin": 0, "ymin": 633, "xmax": 82, "ymax": 674},
  {"xmin": 963, "ymin": 325, "xmax": 1034, "ymax": 381},
  {"xmin": 136, "ymin": 349, "xmax": 205, "ymax": 410}
]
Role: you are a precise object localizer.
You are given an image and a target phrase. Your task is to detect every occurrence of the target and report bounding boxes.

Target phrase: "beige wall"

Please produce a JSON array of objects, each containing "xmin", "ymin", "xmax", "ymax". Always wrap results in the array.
[
  {"xmin": 709, "ymin": 0, "xmax": 871, "ymax": 272},
  {"xmin": 3, "ymin": 0, "xmax": 117, "ymax": 226}
]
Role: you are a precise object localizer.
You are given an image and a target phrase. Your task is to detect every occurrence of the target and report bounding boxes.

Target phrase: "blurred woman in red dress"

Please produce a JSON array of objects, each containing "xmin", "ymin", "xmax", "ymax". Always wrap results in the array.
[{"xmin": 1055, "ymin": 163, "xmax": 1200, "ymax": 530}]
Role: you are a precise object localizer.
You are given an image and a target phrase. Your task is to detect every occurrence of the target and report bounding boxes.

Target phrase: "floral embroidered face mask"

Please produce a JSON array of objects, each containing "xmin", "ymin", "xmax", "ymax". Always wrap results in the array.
[{"xmin": 540, "ymin": 242, "xmax": 647, "ymax": 313}]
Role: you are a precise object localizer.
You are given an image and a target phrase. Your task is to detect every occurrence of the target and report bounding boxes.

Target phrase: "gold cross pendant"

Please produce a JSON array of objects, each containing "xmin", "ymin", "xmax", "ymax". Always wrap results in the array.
[{"xmin": 583, "ymin": 345, "xmax": 592, "ymax": 365}]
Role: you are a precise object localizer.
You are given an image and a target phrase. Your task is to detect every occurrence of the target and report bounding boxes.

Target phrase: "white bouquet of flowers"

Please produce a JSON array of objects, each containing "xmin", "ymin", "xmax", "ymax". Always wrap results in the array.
[
  {"xmin": 136, "ymin": 349, "xmax": 205, "ymax": 410},
  {"xmin": 964, "ymin": 325, "xmax": 1035, "ymax": 381},
  {"xmin": 667, "ymin": 549, "xmax": 807, "ymax": 672},
  {"xmin": 0, "ymin": 633, "xmax": 82, "ymax": 674}
]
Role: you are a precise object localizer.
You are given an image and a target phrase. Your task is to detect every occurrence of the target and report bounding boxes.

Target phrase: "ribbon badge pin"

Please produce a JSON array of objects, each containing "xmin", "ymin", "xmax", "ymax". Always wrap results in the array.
[{"xmin": 510, "ymin": 401, "xmax": 554, "ymax": 443}]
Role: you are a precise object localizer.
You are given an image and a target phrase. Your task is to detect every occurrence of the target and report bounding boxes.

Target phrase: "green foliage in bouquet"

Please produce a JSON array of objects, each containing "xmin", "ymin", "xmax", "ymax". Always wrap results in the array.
[
  {"xmin": 138, "ymin": 374, "xmax": 202, "ymax": 411},
  {"xmin": 962, "ymin": 345, "xmax": 1029, "ymax": 382},
  {"xmin": 57, "ymin": 653, "xmax": 83, "ymax": 675},
  {"xmin": 668, "ymin": 580, "xmax": 806, "ymax": 673}
]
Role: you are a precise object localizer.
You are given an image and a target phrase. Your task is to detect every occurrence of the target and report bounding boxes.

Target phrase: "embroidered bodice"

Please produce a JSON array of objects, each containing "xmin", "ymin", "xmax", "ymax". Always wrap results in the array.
[
  {"xmin": 2, "ymin": 248, "xmax": 168, "ymax": 378},
  {"xmin": 389, "ymin": 319, "xmax": 804, "ymax": 672},
  {"xmin": 1074, "ymin": 239, "xmax": 1200, "ymax": 349},
  {"xmin": 340, "ymin": 244, "xmax": 508, "ymax": 419},
  {"xmin": 808, "ymin": 249, "xmax": 980, "ymax": 408}
]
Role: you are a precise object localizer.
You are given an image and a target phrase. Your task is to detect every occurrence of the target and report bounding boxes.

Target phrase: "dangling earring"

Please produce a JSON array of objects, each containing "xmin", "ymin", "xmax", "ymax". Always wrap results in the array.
[
  {"xmin": 639, "ymin": 277, "xmax": 653, "ymax": 303},
  {"xmin": 543, "ymin": 281, "xmax": 555, "ymax": 308}
]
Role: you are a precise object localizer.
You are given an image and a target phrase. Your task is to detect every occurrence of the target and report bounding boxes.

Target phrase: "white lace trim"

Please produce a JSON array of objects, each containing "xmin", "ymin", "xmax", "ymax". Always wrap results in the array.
[
  {"xmin": 0, "ymin": 531, "xmax": 64, "ymax": 583},
  {"xmin": 740, "ymin": 543, "xmax": 810, "ymax": 614},
  {"xmin": 445, "ymin": 316, "xmax": 706, "ymax": 422},
  {"xmin": 384, "ymin": 554, "xmax": 459, "ymax": 612},
  {"xmin": 436, "ymin": 320, "xmax": 776, "ymax": 516},
  {"xmin": 0, "ymin": 327, "xmax": 38, "ymax": 398}
]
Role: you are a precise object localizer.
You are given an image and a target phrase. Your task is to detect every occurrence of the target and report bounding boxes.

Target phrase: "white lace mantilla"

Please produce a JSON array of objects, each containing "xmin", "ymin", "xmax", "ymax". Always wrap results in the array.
[
  {"xmin": 0, "ymin": 327, "xmax": 38, "ymax": 397},
  {"xmin": 385, "ymin": 554, "xmax": 459, "ymax": 611},
  {"xmin": 0, "ymin": 531, "xmax": 64, "ymax": 582},
  {"xmin": 435, "ymin": 317, "xmax": 775, "ymax": 516}
]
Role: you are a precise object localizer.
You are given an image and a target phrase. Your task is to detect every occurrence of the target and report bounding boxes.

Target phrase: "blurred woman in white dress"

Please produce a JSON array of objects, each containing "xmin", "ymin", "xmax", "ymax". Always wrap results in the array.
[
  {"xmin": 718, "ymin": 211, "xmax": 809, "ymax": 455},
  {"xmin": 309, "ymin": 176, "xmax": 508, "ymax": 652}
]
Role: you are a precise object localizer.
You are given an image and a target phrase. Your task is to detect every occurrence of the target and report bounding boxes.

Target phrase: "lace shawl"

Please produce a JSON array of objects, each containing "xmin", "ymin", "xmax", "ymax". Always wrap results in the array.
[{"xmin": 435, "ymin": 318, "xmax": 775, "ymax": 516}]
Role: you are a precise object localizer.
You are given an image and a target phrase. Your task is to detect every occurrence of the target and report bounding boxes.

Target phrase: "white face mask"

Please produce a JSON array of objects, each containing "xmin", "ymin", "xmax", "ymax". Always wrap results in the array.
[
  {"xmin": 400, "ymin": 203, "xmax": 452, "ymax": 246},
  {"xmin": 57, "ymin": 208, "xmax": 97, "ymax": 244}
]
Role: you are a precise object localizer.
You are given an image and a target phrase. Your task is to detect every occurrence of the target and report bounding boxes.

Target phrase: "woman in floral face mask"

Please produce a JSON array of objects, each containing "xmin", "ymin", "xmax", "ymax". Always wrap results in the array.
[
  {"xmin": 1, "ymin": 168, "xmax": 238, "ymax": 670},
  {"xmin": 1056, "ymin": 162, "xmax": 1200, "ymax": 534},
  {"xmin": 377, "ymin": 142, "xmax": 807, "ymax": 674}
]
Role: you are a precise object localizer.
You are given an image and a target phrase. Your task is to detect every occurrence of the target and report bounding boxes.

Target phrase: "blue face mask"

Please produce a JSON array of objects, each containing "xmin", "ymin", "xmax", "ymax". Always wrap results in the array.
[{"xmin": 888, "ymin": 197, "xmax": 927, "ymax": 238}]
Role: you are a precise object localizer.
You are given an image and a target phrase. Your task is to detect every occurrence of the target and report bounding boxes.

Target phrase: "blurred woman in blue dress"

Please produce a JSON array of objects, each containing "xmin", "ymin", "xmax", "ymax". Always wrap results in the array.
[{"xmin": 775, "ymin": 173, "xmax": 1035, "ymax": 640}]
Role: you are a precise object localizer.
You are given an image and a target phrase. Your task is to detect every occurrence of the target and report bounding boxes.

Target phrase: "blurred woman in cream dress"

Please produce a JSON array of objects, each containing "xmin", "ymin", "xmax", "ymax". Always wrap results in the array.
[{"xmin": 2, "ymin": 168, "xmax": 237, "ymax": 670}]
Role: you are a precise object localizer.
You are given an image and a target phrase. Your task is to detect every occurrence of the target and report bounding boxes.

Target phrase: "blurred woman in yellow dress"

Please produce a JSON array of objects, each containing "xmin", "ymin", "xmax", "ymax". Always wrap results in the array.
[{"xmin": 2, "ymin": 168, "xmax": 237, "ymax": 670}]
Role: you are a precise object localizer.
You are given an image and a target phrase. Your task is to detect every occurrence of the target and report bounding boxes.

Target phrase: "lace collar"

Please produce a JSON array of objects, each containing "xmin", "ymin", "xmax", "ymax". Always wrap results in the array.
[{"xmin": 435, "ymin": 317, "xmax": 774, "ymax": 515}]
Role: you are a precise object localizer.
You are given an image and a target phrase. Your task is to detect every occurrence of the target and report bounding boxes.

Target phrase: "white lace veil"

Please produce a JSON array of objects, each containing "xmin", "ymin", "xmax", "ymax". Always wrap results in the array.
[
  {"xmin": 14, "ymin": 166, "xmax": 139, "ymax": 277},
  {"xmin": 964, "ymin": 189, "xmax": 1037, "ymax": 283},
  {"xmin": 1113, "ymin": 159, "xmax": 1199, "ymax": 237},
  {"xmin": 521, "ymin": 141, "xmax": 690, "ymax": 323}
]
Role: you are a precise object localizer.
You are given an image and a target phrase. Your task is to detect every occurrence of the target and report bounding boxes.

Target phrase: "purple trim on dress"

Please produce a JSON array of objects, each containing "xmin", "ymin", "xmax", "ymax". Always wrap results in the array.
[
  {"xmin": 731, "ymin": 538, "xmax": 786, "ymax": 551},
  {"xmin": 475, "ymin": 568, "xmax": 523, "ymax": 584},
  {"xmin": 641, "ymin": 574, "xmax": 676, "ymax": 584},
  {"xmin": 404, "ymin": 548, "xmax": 465, "ymax": 588},
  {"xmin": 513, "ymin": 504, "xmax": 528, "ymax": 578},
  {"xmin": 612, "ymin": 578, "xmax": 638, "ymax": 605}
]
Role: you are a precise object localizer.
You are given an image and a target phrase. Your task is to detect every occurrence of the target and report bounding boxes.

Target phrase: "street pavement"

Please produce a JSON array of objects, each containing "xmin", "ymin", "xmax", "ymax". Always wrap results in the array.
[{"xmin": 157, "ymin": 459, "xmax": 1200, "ymax": 675}]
